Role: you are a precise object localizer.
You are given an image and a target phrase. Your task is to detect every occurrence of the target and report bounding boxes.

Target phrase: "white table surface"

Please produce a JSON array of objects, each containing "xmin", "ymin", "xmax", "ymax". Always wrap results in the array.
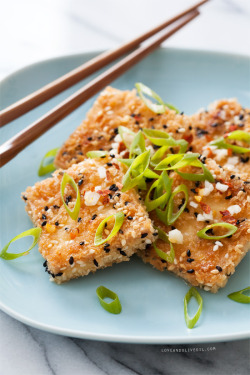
[{"xmin": 0, "ymin": 0, "xmax": 250, "ymax": 374}]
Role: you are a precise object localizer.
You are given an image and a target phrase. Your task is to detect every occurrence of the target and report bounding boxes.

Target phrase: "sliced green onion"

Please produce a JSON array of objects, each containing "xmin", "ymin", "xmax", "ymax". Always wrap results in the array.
[
  {"xmin": 166, "ymin": 184, "xmax": 188, "ymax": 225},
  {"xmin": 155, "ymin": 154, "xmax": 184, "ymax": 170},
  {"xmin": 86, "ymin": 150, "xmax": 107, "ymax": 158},
  {"xmin": 122, "ymin": 150, "xmax": 150, "ymax": 192},
  {"xmin": 153, "ymin": 227, "xmax": 175, "ymax": 263},
  {"xmin": 143, "ymin": 129, "xmax": 188, "ymax": 152},
  {"xmin": 143, "ymin": 168, "xmax": 160, "ymax": 180},
  {"xmin": 129, "ymin": 130, "xmax": 146, "ymax": 158},
  {"xmin": 210, "ymin": 130, "xmax": 250, "ymax": 154},
  {"xmin": 177, "ymin": 161, "xmax": 215, "ymax": 182},
  {"xmin": 164, "ymin": 102, "xmax": 180, "ymax": 113},
  {"xmin": 150, "ymin": 146, "xmax": 170, "ymax": 167},
  {"xmin": 61, "ymin": 173, "xmax": 81, "ymax": 220},
  {"xmin": 96, "ymin": 286, "xmax": 122, "ymax": 314},
  {"xmin": 118, "ymin": 126, "xmax": 136, "ymax": 148},
  {"xmin": 197, "ymin": 223, "xmax": 237, "ymax": 240},
  {"xmin": 0, "ymin": 228, "xmax": 42, "ymax": 260},
  {"xmin": 117, "ymin": 158, "xmax": 133, "ymax": 167},
  {"xmin": 38, "ymin": 148, "xmax": 59, "ymax": 176},
  {"xmin": 135, "ymin": 82, "xmax": 166, "ymax": 114},
  {"xmin": 184, "ymin": 287, "xmax": 203, "ymax": 329},
  {"xmin": 228, "ymin": 287, "xmax": 250, "ymax": 304},
  {"xmin": 94, "ymin": 212, "xmax": 124, "ymax": 246},
  {"xmin": 145, "ymin": 171, "xmax": 171, "ymax": 211}
]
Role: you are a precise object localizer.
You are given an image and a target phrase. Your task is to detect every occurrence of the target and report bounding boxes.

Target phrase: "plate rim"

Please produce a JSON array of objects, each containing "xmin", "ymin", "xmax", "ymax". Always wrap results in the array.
[{"xmin": 1, "ymin": 47, "xmax": 250, "ymax": 344}]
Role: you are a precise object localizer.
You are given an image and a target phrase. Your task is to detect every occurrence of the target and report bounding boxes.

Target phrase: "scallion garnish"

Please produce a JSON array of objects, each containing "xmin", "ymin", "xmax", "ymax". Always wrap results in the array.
[
  {"xmin": 38, "ymin": 148, "xmax": 59, "ymax": 176},
  {"xmin": 184, "ymin": 287, "xmax": 203, "ymax": 329},
  {"xmin": 210, "ymin": 130, "xmax": 250, "ymax": 154},
  {"xmin": 129, "ymin": 130, "xmax": 146, "ymax": 158},
  {"xmin": 228, "ymin": 287, "xmax": 250, "ymax": 304},
  {"xmin": 197, "ymin": 223, "xmax": 237, "ymax": 240},
  {"xmin": 145, "ymin": 171, "xmax": 171, "ymax": 212},
  {"xmin": 153, "ymin": 227, "xmax": 175, "ymax": 263},
  {"xmin": 143, "ymin": 129, "xmax": 187, "ymax": 152},
  {"xmin": 166, "ymin": 184, "xmax": 188, "ymax": 225},
  {"xmin": 118, "ymin": 126, "xmax": 136, "ymax": 148},
  {"xmin": 0, "ymin": 228, "xmax": 42, "ymax": 260},
  {"xmin": 96, "ymin": 286, "xmax": 122, "ymax": 314},
  {"xmin": 94, "ymin": 212, "xmax": 124, "ymax": 246},
  {"xmin": 135, "ymin": 82, "xmax": 179, "ymax": 113},
  {"xmin": 86, "ymin": 150, "xmax": 107, "ymax": 158},
  {"xmin": 122, "ymin": 150, "xmax": 150, "ymax": 192},
  {"xmin": 60, "ymin": 173, "xmax": 81, "ymax": 220}
]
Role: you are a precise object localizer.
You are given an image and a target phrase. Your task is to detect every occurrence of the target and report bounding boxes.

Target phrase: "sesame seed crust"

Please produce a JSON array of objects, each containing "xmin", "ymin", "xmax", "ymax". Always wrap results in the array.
[
  {"xmin": 138, "ymin": 158, "xmax": 250, "ymax": 293},
  {"xmin": 22, "ymin": 158, "xmax": 155, "ymax": 283}
]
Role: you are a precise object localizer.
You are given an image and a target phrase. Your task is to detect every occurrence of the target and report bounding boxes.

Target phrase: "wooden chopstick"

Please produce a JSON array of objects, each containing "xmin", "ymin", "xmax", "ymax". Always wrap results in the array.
[
  {"xmin": 0, "ymin": 10, "xmax": 199, "ymax": 167},
  {"xmin": 0, "ymin": 0, "xmax": 208, "ymax": 127}
]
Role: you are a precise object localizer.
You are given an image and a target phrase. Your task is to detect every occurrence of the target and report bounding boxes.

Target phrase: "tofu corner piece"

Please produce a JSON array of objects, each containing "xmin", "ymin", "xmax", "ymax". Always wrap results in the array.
[
  {"xmin": 22, "ymin": 157, "xmax": 155, "ymax": 283},
  {"xmin": 138, "ymin": 159, "xmax": 250, "ymax": 293}
]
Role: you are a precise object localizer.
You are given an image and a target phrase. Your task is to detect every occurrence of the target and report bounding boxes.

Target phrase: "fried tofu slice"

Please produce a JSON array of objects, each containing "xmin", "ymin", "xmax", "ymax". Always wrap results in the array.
[
  {"xmin": 22, "ymin": 157, "xmax": 155, "ymax": 283},
  {"xmin": 54, "ymin": 86, "xmax": 193, "ymax": 169},
  {"xmin": 138, "ymin": 159, "xmax": 250, "ymax": 293},
  {"xmin": 189, "ymin": 99, "xmax": 250, "ymax": 175}
]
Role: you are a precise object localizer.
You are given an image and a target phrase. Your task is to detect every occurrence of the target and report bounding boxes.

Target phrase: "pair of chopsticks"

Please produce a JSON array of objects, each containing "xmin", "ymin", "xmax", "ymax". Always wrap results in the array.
[{"xmin": 0, "ymin": 0, "xmax": 208, "ymax": 167}]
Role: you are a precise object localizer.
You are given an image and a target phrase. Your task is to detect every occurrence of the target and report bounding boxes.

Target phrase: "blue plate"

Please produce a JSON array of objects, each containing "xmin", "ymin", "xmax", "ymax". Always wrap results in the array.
[{"xmin": 0, "ymin": 48, "xmax": 249, "ymax": 343}]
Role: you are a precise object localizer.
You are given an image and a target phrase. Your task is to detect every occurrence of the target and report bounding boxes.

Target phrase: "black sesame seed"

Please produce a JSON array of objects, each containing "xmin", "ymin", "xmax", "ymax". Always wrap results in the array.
[
  {"xmin": 93, "ymin": 259, "xmax": 99, "ymax": 267},
  {"xmin": 109, "ymin": 184, "xmax": 119, "ymax": 192},
  {"xmin": 22, "ymin": 195, "xmax": 28, "ymax": 201},
  {"xmin": 187, "ymin": 250, "xmax": 191, "ymax": 257},
  {"xmin": 153, "ymin": 232, "xmax": 158, "ymax": 236},
  {"xmin": 195, "ymin": 181, "xmax": 200, "ymax": 187},
  {"xmin": 163, "ymin": 124, "xmax": 168, "ymax": 129},
  {"xmin": 78, "ymin": 179, "xmax": 84, "ymax": 186},
  {"xmin": 127, "ymin": 216, "xmax": 133, "ymax": 220},
  {"xmin": 141, "ymin": 233, "xmax": 148, "ymax": 238},
  {"xmin": 44, "ymin": 206, "xmax": 49, "ymax": 211},
  {"xmin": 98, "ymin": 135, "xmax": 103, "ymax": 140},
  {"xmin": 184, "ymin": 208, "xmax": 190, "ymax": 213},
  {"xmin": 135, "ymin": 120, "xmax": 140, "ymax": 125},
  {"xmin": 106, "ymin": 162, "xmax": 113, "ymax": 167},
  {"xmin": 216, "ymin": 266, "xmax": 222, "ymax": 272},
  {"xmin": 171, "ymin": 226, "xmax": 176, "ymax": 230},
  {"xmin": 230, "ymin": 175, "xmax": 235, "ymax": 179},
  {"xmin": 104, "ymin": 247, "xmax": 110, "ymax": 253},
  {"xmin": 187, "ymin": 269, "xmax": 195, "ymax": 274},
  {"xmin": 125, "ymin": 201, "xmax": 129, "ymax": 206},
  {"xmin": 161, "ymin": 259, "xmax": 167, "ymax": 263},
  {"xmin": 116, "ymin": 193, "xmax": 121, "ymax": 197},
  {"xmin": 65, "ymin": 227, "xmax": 69, "ymax": 231},
  {"xmin": 114, "ymin": 127, "xmax": 118, "ymax": 134},
  {"xmin": 239, "ymin": 114, "xmax": 244, "ymax": 120},
  {"xmin": 91, "ymin": 214, "xmax": 97, "ymax": 220},
  {"xmin": 188, "ymin": 125, "xmax": 192, "ymax": 130},
  {"xmin": 42, "ymin": 214, "xmax": 47, "ymax": 220},
  {"xmin": 211, "ymin": 122, "xmax": 219, "ymax": 127},
  {"xmin": 119, "ymin": 250, "xmax": 127, "ymax": 256},
  {"xmin": 41, "ymin": 221, "xmax": 47, "ymax": 227},
  {"xmin": 225, "ymin": 195, "xmax": 233, "ymax": 200},
  {"xmin": 79, "ymin": 241, "xmax": 85, "ymax": 246},
  {"xmin": 110, "ymin": 154, "xmax": 115, "ymax": 158},
  {"xmin": 108, "ymin": 194, "xmax": 113, "ymax": 199},
  {"xmin": 87, "ymin": 137, "xmax": 93, "ymax": 141},
  {"xmin": 43, "ymin": 260, "xmax": 47, "ymax": 267},
  {"xmin": 55, "ymin": 221, "xmax": 59, "ymax": 226},
  {"xmin": 194, "ymin": 212, "xmax": 198, "ymax": 218},
  {"xmin": 244, "ymin": 181, "xmax": 250, "ymax": 184},
  {"xmin": 65, "ymin": 195, "xmax": 72, "ymax": 205},
  {"xmin": 187, "ymin": 258, "xmax": 194, "ymax": 263},
  {"xmin": 145, "ymin": 244, "xmax": 151, "ymax": 249},
  {"xmin": 119, "ymin": 229, "xmax": 123, "ymax": 234},
  {"xmin": 78, "ymin": 217, "xmax": 82, "ymax": 222},
  {"xmin": 69, "ymin": 256, "xmax": 74, "ymax": 265},
  {"xmin": 238, "ymin": 123, "xmax": 244, "ymax": 128},
  {"xmin": 104, "ymin": 243, "xmax": 110, "ymax": 248},
  {"xmin": 240, "ymin": 156, "xmax": 249, "ymax": 163},
  {"xmin": 180, "ymin": 111, "xmax": 184, "ymax": 115},
  {"xmin": 55, "ymin": 272, "xmax": 63, "ymax": 277},
  {"xmin": 191, "ymin": 188, "xmax": 197, "ymax": 194},
  {"xmin": 149, "ymin": 117, "xmax": 155, "ymax": 122}
]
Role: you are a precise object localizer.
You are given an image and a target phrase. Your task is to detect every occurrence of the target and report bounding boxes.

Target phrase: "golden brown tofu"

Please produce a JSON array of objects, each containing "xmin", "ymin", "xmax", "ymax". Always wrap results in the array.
[
  {"xmin": 54, "ymin": 86, "xmax": 193, "ymax": 169},
  {"xmin": 189, "ymin": 99, "xmax": 250, "ymax": 175},
  {"xmin": 22, "ymin": 157, "xmax": 155, "ymax": 283},
  {"xmin": 138, "ymin": 159, "xmax": 250, "ymax": 293}
]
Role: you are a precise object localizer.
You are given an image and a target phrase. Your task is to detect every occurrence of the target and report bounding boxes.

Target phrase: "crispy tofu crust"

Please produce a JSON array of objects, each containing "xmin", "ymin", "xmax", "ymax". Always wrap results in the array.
[
  {"xmin": 54, "ymin": 86, "xmax": 193, "ymax": 169},
  {"xmin": 189, "ymin": 99, "xmax": 250, "ymax": 175},
  {"xmin": 22, "ymin": 158, "xmax": 155, "ymax": 283},
  {"xmin": 138, "ymin": 159, "xmax": 250, "ymax": 293}
]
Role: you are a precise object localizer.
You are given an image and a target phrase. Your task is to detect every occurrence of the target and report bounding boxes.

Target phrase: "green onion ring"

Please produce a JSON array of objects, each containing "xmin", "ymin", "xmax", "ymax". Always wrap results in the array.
[
  {"xmin": 129, "ymin": 130, "xmax": 146, "ymax": 158},
  {"xmin": 153, "ymin": 227, "xmax": 175, "ymax": 263},
  {"xmin": 145, "ymin": 171, "xmax": 172, "ymax": 212},
  {"xmin": 38, "ymin": 148, "xmax": 59, "ymax": 176},
  {"xmin": 60, "ymin": 173, "xmax": 81, "ymax": 220},
  {"xmin": 166, "ymin": 184, "xmax": 189, "ymax": 225},
  {"xmin": 184, "ymin": 287, "xmax": 203, "ymax": 329},
  {"xmin": 86, "ymin": 151, "xmax": 107, "ymax": 158},
  {"xmin": 227, "ymin": 130, "xmax": 250, "ymax": 142},
  {"xmin": 135, "ymin": 82, "xmax": 166, "ymax": 114},
  {"xmin": 0, "ymin": 228, "xmax": 42, "ymax": 260},
  {"xmin": 177, "ymin": 161, "xmax": 215, "ymax": 182},
  {"xmin": 143, "ymin": 168, "xmax": 160, "ymax": 179},
  {"xmin": 122, "ymin": 150, "xmax": 150, "ymax": 192},
  {"xmin": 96, "ymin": 286, "xmax": 122, "ymax": 314},
  {"xmin": 197, "ymin": 223, "xmax": 237, "ymax": 240},
  {"xmin": 228, "ymin": 287, "xmax": 250, "ymax": 304},
  {"xmin": 94, "ymin": 212, "xmax": 124, "ymax": 246},
  {"xmin": 118, "ymin": 126, "xmax": 136, "ymax": 148},
  {"xmin": 210, "ymin": 130, "xmax": 250, "ymax": 154}
]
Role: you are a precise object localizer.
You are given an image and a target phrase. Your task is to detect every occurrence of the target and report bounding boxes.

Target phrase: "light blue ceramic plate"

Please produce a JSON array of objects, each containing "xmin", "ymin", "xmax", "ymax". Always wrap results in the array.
[{"xmin": 0, "ymin": 48, "xmax": 249, "ymax": 344}]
